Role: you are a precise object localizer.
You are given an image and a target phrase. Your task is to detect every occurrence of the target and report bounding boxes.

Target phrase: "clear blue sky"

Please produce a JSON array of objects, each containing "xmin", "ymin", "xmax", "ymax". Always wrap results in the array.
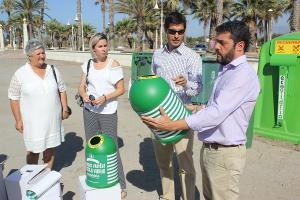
[{"xmin": 0, "ymin": 0, "xmax": 290, "ymax": 37}]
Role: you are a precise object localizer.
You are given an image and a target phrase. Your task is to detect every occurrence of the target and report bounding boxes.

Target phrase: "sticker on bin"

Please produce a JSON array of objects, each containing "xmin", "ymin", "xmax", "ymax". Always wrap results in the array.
[{"xmin": 275, "ymin": 40, "xmax": 300, "ymax": 55}]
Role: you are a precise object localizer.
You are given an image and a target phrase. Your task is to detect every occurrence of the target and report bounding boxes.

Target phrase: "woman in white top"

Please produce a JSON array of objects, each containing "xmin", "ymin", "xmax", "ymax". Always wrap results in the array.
[
  {"xmin": 78, "ymin": 33, "xmax": 127, "ymax": 199},
  {"xmin": 8, "ymin": 39, "xmax": 70, "ymax": 169}
]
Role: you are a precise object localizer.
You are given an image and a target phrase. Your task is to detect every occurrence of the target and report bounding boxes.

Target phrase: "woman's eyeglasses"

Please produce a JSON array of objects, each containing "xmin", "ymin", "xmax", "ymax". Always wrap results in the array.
[{"xmin": 167, "ymin": 29, "xmax": 185, "ymax": 35}]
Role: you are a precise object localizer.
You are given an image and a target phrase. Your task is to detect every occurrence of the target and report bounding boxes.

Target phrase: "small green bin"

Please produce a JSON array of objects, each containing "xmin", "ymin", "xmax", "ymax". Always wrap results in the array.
[{"xmin": 85, "ymin": 134, "xmax": 119, "ymax": 188}]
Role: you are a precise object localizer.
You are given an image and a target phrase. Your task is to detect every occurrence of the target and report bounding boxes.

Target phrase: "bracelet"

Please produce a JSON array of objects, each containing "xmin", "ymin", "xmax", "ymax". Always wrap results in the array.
[{"xmin": 103, "ymin": 94, "xmax": 107, "ymax": 102}]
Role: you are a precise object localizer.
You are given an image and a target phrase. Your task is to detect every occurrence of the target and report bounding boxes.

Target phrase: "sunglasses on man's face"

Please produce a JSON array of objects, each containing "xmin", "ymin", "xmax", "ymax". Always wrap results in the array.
[{"xmin": 167, "ymin": 29, "xmax": 185, "ymax": 35}]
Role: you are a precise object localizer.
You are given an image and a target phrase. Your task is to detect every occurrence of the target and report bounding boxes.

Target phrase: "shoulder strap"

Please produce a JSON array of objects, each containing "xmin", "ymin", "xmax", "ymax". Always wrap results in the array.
[
  {"xmin": 51, "ymin": 65, "xmax": 61, "ymax": 98},
  {"xmin": 51, "ymin": 65, "xmax": 58, "ymax": 83},
  {"xmin": 86, "ymin": 59, "xmax": 92, "ymax": 85}
]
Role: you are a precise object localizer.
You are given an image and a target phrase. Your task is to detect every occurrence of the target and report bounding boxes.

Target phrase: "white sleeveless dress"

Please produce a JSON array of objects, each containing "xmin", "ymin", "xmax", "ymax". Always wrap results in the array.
[{"xmin": 8, "ymin": 63, "xmax": 65, "ymax": 153}]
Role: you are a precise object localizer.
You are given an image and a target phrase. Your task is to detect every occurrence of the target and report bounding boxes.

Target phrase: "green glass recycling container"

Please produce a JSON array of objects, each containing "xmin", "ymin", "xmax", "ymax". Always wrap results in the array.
[
  {"xmin": 129, "ymin": 75, "xmax": 191, "ymax": 144},
  {"xmin": 85, "ymin": 134, "xmax": 118, "ymax": 188},
  {"xmin": 253, "ymin": 32, "xmax": 300, "ymax": 144}
]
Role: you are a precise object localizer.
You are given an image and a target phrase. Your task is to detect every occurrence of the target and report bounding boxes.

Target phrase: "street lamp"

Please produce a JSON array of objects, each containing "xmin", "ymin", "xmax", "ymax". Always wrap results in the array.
[
  {"xmin": 154, "ymin": 0, "xmax": 163, "ymax": 48},
  {"xmin": 268, "ymin": 9, "xmax": 273, "ymax": 41},
  {"xmin": 74, "ymin": 13, "xmax": 84, "ymax": 51}
]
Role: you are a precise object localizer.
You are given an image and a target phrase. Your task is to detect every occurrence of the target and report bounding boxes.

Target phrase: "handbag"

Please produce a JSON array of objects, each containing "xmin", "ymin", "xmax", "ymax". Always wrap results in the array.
[
  {"xmin": 51, "ymin": 65, "xmax": 72, "ymax": 116},
  {"xmin": 75, "ymin": 59, "xmax": 92, "ymax": 107}
]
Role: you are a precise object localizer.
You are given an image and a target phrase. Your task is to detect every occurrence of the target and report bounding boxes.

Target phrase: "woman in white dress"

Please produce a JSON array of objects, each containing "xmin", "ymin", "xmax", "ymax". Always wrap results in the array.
[
  {"xmin": 78, "ymin": 33, "xmax": 127, "ymax": 199},
  {"xmin": 8, "ymin": 39, "xmax": 70, "ymax": 169}
]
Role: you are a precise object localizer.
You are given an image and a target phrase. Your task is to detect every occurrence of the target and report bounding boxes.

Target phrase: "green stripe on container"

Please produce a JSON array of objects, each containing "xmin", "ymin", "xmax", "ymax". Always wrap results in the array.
[{"xmin": 142, "ymin": 90, "xmax": 173, "ymax": 116}]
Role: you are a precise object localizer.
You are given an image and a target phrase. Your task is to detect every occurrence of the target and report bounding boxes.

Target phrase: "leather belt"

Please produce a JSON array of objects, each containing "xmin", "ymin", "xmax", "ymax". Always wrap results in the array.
[{"xmin": 203, "ymin": 143, "xmax": 244, "ymax": 150}]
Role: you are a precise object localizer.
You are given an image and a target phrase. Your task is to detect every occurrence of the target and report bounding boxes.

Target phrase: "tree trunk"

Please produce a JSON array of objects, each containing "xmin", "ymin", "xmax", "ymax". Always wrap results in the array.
[
  {"xmin": 145, "ymin": 31, "xmax": 153, "ymax": 49},
  {"xmin": 77, "ymin": 0, "xmax": 82, "ymax": 50},
  {"xmin": 203, "ymin": 20, "xmax": 208, "ymax": 43},
  {"xmin": 109, "ymin": 0, "xmax": 114, "ymax": 50},
  {"xmin": 293, "ymin": 0, "xmax": 300, "ymax": 31},
  {"xmin": 127, "ymin": 33, "xmax": 133, "ymax": 49},
  {"xmin": 41, "ymin": 0, "xmax": 44, "ymax": 26},
  {"xmin": 264, "ymin": 20, "xmax": 268, "ymax": 42},
  {"xmin": 136, "ymin": 18, "xmax": 144, "ymax": 51},
  {"xmin": 8, "ymin": 27, "xmax": 13, "ymax": 48},
  {"xmin": 17, "ymin": 29, "xmax": 22, "ymax": 49},
  {"xmin": 40, "ymin": 0, "xmax": 45, "ymax": 41},
  {"xmin": 216, "ymin": 0, "xmax": 223, "ymax": 26},
  {"xmin": 6, "ymin": 10, "xmax": 13, "ymax": 47},
  {"xmin": 28, "ymin": 22, "xmax": 33, "ymax": 39},
  {"xmin": 101, "ymin": 0, "xmax": 106, "ymax": 32},
  {"xmin": 248, "ymin": 20, "xmax": 257, "ymax": 52},
  {"xmin": 208, "ymin": 16, "xmax": 217, "ymax": 51}
]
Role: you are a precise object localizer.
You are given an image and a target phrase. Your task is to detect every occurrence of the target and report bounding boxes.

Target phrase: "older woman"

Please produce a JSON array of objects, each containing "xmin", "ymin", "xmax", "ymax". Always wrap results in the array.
[
  {"xmin": 8, "ymin": 39, "xmax": 70, "ymax": 169},
  {"xmin": 78, "ymin": 32, "xmax": 127, "ymax": 199}
]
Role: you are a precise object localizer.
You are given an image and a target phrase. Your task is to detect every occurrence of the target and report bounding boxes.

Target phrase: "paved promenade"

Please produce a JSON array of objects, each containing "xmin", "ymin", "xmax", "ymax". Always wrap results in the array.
[{"xmin": 0, "ymin": 50, "xmax": 300, "ymax": 200}]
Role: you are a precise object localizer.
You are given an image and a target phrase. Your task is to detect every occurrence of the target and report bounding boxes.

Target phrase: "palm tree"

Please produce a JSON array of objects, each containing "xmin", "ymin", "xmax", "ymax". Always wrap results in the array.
[
  {"xmin": 191, "ymin": 0, "xmax": 213, "ymax": 44},
  {"xmin": 7, "ymin": 14, "xmax": 23, "ymax": 48},
  {"xmin": 45, "ymin": 19, "xmax": 60, "ymax": 48},
  {"xmin": 116, "ymin": 0, "xmax": 155, "ymax": 51},
  {"xmin": 83, "ymin": 23, "xmax": 97, "ymax": 43},
  {"xmin": 55, "ymin": 23, "xmax": 70, "ymax": 49},
  {"xmin": 231, "ymin": 0, "xmax": 263, "ymax": 52},
  {"xmin": 191, "ymin": 0, "xmax": 232, "ymax": 50},
  {"xmin": 143, "ymin": 9, "xmax": 160, "ymax": 49},
  {"xmin": 211, "ymin": 0, "xmax": 232, "ymax": 43},
  {"xmin": 257, "ymin": 0, "xmax": 287, "ymax": 42},
  {"xmin": 164, "ymin": 0, "xmax": 180, "ymax": 11},
  {"xmin": 94, "ymin": 0, "xmax": 106, "ymax": 32},
  {"xmin": 114, "ymin": 18, "xmax": 136, "ymax": 48},
  {"xmin": 284, "ymin": 0, "xmax": 295, "ymax": 31},
  {"xmin": 0, "ymin": 0, "xmax": 15, "ymax": 47},
  {"xmin": 0, "ymin": 0, "xmax": 14, "ymax": 19},
  {"xmin": 163, "ymin": 0, "xmax": 193, "ymax": 12},
  {"xmin": 13, "ymin": 0, "xmax": 44, "ymax": 39}
]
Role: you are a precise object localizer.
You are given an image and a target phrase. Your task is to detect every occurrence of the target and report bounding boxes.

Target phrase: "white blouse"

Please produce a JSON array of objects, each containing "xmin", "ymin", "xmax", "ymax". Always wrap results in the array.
[{"xmin": 81, "ymin": 58, "xmax": 123, "ymax": 114}]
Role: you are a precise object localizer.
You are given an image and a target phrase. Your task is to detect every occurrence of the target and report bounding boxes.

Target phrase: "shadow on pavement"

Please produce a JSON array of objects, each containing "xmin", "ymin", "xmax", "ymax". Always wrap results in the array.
[
  {"xmin": 126, "ymin": 137, "xmax": 200, "ymax": 200},
  {"xmin": 53, "ymin": 132, "xmax": 84, "ymax": 172},
  {"xmin": 118, "ymin": 137, "xmax": 124, "ymax": 148},
  {"xmin": 63, "ymin": 191, "xmax": 75, "ymax": 200},
  {"xmin": 60, "ymin": 183, "xmax": 75, "ymax": 200},
  {"xmin": 0, "ymin": 154, "xmax": 8, "ymax": 170},
  {"xmin": 126, "ymin": 137, "xmax": 162, "ymax": 196}
]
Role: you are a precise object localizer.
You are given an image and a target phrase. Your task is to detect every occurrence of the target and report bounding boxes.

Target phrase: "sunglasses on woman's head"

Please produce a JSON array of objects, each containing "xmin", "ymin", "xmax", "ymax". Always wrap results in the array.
[{"xmin": 167, "ymin": 29, "xmax": 185, "ymax": 35}]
